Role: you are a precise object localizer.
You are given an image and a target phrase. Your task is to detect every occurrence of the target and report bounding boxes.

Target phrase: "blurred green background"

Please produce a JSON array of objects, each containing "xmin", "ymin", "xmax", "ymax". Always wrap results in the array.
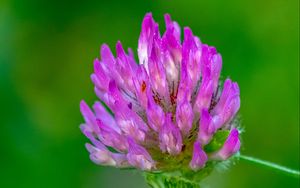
[{"xmin": 0, "ymin": 0, "xmax": 299, "ymax": 187}]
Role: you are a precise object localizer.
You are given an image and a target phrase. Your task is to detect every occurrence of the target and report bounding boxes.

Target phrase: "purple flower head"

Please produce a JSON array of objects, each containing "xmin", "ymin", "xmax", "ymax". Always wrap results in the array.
[{"xmin": 80, "ymin": 13, "xmax": 241, "ymax": 172}]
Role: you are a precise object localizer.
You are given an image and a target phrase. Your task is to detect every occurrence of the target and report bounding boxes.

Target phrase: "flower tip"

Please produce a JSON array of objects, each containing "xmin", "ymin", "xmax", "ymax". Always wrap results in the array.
[
  {"xmin": 116, "ymin": 40, "xmax": 123, "ymax": 49},
  {"xmin": 176, "ymin": 98, "xmax": 193, "ymax": 135},
  {"xmin": 80, "ymin": 100, "xmax": 87, "ymax": 109},
  {"xmin": 145, "ymin": 12, "xmax": 153, "ymax": 17},
  {"xmin": 127, "ymin": 137, "xmax": 155, "ymax": 171},
  {"xmin": 183, "ymin": 27, "xmax": 193, "ymax": 38},
  {"xmin": 93, "ymin": 58, "xmax": 100, "ymax": 64},
  {"xmin": 93, "ymin": 58, "xmax": 102, "ymax": 73},
  {"xmin": 214, "ymin": 128, "xmax": 241, "ymax": 160},
  {"xmin": 189, "ymin": 141, "xmax": 208, "ymax": 171},
  {"xmin": 233, "ymin": 82, "xmax": 240, "ymax": 95},
  {"xmin": 116, "ymin": 41, "xmax": 126, "ymax": 58},
  {"xmin": 159, "ymin": 113, "xmax": 183, "ymax": 155},
  {"xmin": 164, "ymin": 13, "xmax": 171, "ymax": 25},
  {"xmin": 80, "ymin": 100, "xmax": 96, "ymax": 124},
  {"xmin": 198, "ymin": 109, "xmax": 215, "ymax": 145},
  {"xmin": 228, "ymin": 128, "xmax": 239, "ymax": 139},
  {"xmin": 224, "ymin": 78, "xmax": 233, "ymax": 86},
  {"xmin": 85, "ymin": 143, "xmax": 93, "ymax": 152},
  {"xmin": 100, "ymin": 43, "xmax": 115, "ymax": 66},
  {"xmin": 142, "ymin": 13, "xmax": 155, "ymax": 27},
  {"xmin": 100, "ymin": 43, "xmax": 112, "ymax": 56},
  {"xmin": 100, "ymin": 43, "xmax": 109, "ymax": 51}
]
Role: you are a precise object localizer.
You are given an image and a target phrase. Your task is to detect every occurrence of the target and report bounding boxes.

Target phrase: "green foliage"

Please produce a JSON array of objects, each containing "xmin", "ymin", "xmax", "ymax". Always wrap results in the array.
[
  {"xmin": 204, "ymin": 130, "xmax": 230, "ymax": 153},
  {"xmin": 144, "ymin": 162, "xmax": 215, "ymax": 188},
  {"xmin": 145, "ymin": 172, "xmax": 201, "ymax": 188}
]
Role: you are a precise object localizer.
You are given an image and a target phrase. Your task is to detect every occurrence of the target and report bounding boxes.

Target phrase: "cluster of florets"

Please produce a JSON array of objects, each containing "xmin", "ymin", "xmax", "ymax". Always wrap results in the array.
[{"xmin": 80, "ymin": 13, "xmax": 241, "ymax": 172}]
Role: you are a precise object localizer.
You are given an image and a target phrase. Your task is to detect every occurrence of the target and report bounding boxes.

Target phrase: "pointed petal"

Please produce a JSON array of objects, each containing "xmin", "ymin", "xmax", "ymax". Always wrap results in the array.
[
  {"xmin": 213, "ymin": 79, "xmax": 240, "ymax": 128},
  {"xmin": 214, "ymin": 79, "xmax": 232, "ymax": 111},
  {"xmin": 93, "ymin": 102, "xmax": 119, "ymax": 132},
  {"xmin": 161, "ymin": 20, "xmax": 181, "ymax": 97},
  {"xmin": 159, "ymin": 113, "xmax": 183, "ymax": 155},
  {"xmin": 148, "ymin": 38, "xmax": 169, "ymax": 100},
  {"xmin": 85, "ymin": 143, "xmax": 116, "ymax": 166},
  {"xmin": 100, "ymin": 44, "xmax": 115, "ymax": 70},
  {"xmin": 92, "ymin": 59, "xmax": 110, "ymax": 91},
  {"xmin": 116, "ymin": 41, "xmax": 129, "ymax": 65},
  {"xmin": 107, "ymin": 80, "xmax": 128, "ymax": 110},
  {"xmin": 211, "ymin": 53, "xmax": 222, "ymax": 91},
  {"xmin": 197, "ymin": 109, "xmax": 216, "ymax": 145},
  {"xmin": 189, "ymin": 141, "xmax": 208, "ymax": 171},
  {"xmin": 127, "ymin": 137, "xmax": 155, "ymax": 170},
  {"xmin": 200, "ymin": 45, "xmax": 222, "ymax": 92},
  {"xmin": 97, "ymin": 120, "xmax": 128, "ymax": 152},
  {"xmin": 177, "ymin": 59, "xmax": 193, "ymax": 103},
  {"xmin": 127, "ymin": 47, "xmax": 138, "ymax": 71},
  {"xmin": 163, "ymin": 14, "xmax": 182, "ymax": 62},
  {"xmin": 94, "ymin": 86, "xmax": 109, "ymax": 104},
  {"xmin": 213, "ymin": 128, "xmax": 240, "ymax": 160},
  {"xmin": 80, "ymin": 100, "xmax": 98, "ymax": 133},
  {"xmin": 164, "ymin": 14, "xmax": 181, "ymax": 41},
  {"xmin": 176, "ymin": 96, "xmax": 194, "ymax": 136},
  {"xmin": 85, "ymin": 131, "xmax": 128, "ymax": 168},
  {"xmin": 193, "ymin": 67, "xmax": 214, "ymax": 116},
  {"xmin": 115, "ymin": 101, "xmax": 149, "ymax": 143},
  {"xmin": 99, "ymin": 44, "xmax": 124, "ymax": 85},
  {"xmin": 160, "ymin": 46, "xmax": 179, "ymax": 93},
  {"xmin": 182, "ymin": 27, "xmax": 202, "ymax": 88},
  {"xmin": 115, "ymin": 41, "xmax": 135, "ymax": 92},
  {"xmin": 84, "ymin": 134, "xmax": 117, "ymax": 166},
  {"xmin": 146, "ymin": 90, "xmax": 165, "ymax": 132},
  {"xmin": 138, "ymin": 13, "xmax": 159, "ymax": 71}
]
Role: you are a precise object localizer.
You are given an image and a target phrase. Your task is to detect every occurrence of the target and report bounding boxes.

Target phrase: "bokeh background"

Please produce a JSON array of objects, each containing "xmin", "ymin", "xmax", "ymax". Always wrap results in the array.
[{"xmin": 0, "ymin": 0, "xmax": 299, "ymax": 187}]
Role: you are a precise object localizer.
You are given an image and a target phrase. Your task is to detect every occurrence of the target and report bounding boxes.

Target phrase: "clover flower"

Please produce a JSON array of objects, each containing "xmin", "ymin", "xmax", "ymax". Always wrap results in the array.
[{"xmin": 80, "ymin": 13, "xmax": 241, "ymax": 175}]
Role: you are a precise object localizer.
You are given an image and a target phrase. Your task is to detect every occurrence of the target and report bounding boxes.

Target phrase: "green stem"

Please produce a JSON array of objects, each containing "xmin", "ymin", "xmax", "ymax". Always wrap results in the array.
[
  {"xmin": 145, "ymin": 172, "xmax": 201, "ymax": 188},
  {"xmin": 239, "ymin": 155, "xmax": 300, "ymax": 178}
]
